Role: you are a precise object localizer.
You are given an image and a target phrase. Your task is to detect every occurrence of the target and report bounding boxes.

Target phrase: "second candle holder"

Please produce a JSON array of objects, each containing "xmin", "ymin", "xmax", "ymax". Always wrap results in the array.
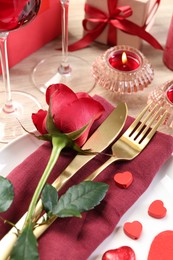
[
  {"xmin": 148, "ymin": 80, "xmax": 173, "ymax": 129},
  {"xmin": 92, "ymin": 45, "xmax": 154, "ymax": 94}
]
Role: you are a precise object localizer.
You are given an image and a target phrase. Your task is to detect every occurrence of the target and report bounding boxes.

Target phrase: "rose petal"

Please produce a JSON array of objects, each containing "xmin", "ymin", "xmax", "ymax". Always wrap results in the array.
[
  {"xmin": 52, "ymin": 97, "xmax": 104, "ymax": 146},
  {"xmin": 76, "ymin": 92, "xmax": 92, "ymax": 99},
  {"xmin": 46, "ymin": 84, "xmax": 77, "ymax": 105},
  {"xmin": 32, "ymin": 110, "xmax": 48, "ymax": 134}
]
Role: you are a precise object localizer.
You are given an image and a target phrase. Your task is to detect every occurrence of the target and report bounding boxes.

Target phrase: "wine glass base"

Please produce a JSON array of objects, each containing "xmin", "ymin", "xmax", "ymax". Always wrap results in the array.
[
  {"xmin": 32, "ymin": 54, "xmax": 95, "ymax": 94},
  {"xmin": 0, "ymin": 91, "xmax": 41, "ymax": 143}
]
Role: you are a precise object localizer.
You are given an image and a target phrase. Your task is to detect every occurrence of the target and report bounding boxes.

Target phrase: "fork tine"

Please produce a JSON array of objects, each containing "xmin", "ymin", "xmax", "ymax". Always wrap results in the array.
[
  {"xmin": 135, "ymin": 105, "xmax": 162, "ymax": 142},
  {"xmin": 125, "ymin": 103, "xmax": 151, "ymax": 136},
  {"xmin": 145, "ymin": 111, "xmax": 168, "ymax": 140},
  {"xmin": 130, "ymin": 104, "xmax": 158, "ymax": 139},
  {"xmin": 139, "ymin": 111, "xmax": 167, "ymax": 148}
]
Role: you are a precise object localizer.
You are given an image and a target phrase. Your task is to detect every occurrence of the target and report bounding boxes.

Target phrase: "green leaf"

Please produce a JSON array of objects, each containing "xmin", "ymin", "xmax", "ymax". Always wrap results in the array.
[
  {"xmin": 55, "ymin": 206, "xmax": 82, "ymax": 218},
  {"xmin": 46, "ymin": 107, "xmax": 61, "ymax": 134},
  {"xmin": 72, "ymin": 143, "xmax": 96, "ymax": 155},
  {"xmin": 10, "ymin": 224, "xmax": 38, "ymax": 260},
  {"xmin": 41, "ymin": 184, "xmax": 58, "ymax": 213},
  {"xmin": 66, "ymin": 119, "xmax": 92, "ymax": 141},
  {"xmin": 0, "ymin": 176, "xmax": 14, "ymax": 212},
  {"xmin": 41, "ymin": 184, "xmax": 81, "ymax": 217},
  {"xmin": 55, "ymin": 181, "xmax": 109, "ymax": 217}
]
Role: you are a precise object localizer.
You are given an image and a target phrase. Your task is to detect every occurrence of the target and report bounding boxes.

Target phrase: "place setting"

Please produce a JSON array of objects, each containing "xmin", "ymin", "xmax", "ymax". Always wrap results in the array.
[
  {"xmin": 0, "ymin": 0, "xmax": 173, "ymax": 260},
  {"xmin": 0, "ymin": 85, "xmax": 172, "ymax": 259}
]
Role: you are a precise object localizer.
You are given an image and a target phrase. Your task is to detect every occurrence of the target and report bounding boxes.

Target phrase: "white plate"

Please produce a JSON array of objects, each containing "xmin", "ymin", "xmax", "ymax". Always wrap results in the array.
[
  {"xmin": 0, "ymin": 134, "xmax": 173, "ymax": 260},
  {"xmin": 0, "ymin": 132, "xmax": 43, "ymax": 177}
]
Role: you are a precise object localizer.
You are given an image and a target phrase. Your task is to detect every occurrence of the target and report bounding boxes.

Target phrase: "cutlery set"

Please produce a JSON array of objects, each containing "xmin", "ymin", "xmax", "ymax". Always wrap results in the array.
[{"xmin": 54, "ymin": 102, "xmax": 167, "ymax": 187}]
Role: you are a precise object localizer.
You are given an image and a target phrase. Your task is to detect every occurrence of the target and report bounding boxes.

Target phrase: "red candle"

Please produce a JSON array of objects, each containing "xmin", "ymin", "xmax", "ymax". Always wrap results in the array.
[
  {"xmin": 167, "ymin": 85, "xmax": 173, "ymax": 104},
  {"xmin": 109, "ymin": 50, "xmax": 141, "ymax": 71}
]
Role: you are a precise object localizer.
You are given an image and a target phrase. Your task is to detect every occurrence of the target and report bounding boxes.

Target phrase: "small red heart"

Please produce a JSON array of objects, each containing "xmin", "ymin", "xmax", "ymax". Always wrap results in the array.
[
  {"xmin": 148, "ymin": 200, "xmax": 167, "ymax": 219},
  {"xmin": 123, "ymin": 221, "xmax": 142, "ymax": 240},
  {"xmin": 148, "ymin": 231, "xmax": 173, "ymax": 260},
  {"xmin": 114, "ymin": 171, "xmax": 133, "ymax": 188},
  {"xmin": 102, "ymin": 246, "xmax": 136, "ymax": 260}
]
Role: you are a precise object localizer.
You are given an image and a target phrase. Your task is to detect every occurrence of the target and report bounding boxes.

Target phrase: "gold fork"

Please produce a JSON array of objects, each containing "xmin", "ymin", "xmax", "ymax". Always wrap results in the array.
[{"xmin": 85, "ymin": 103, "xmax": 167, "ymax": 181}]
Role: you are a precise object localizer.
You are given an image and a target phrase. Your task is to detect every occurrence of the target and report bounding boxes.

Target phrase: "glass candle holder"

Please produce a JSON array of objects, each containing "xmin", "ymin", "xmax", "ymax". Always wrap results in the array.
[
  {"xmin": 163, "ymin": 15, "xmax": 173, "ymax": 71},
  {"xmin": 92, "ymin": 45, "xmax": 154, "ymax": 94},
  {"xmin": 148, "ymin": 80, "xmax": 173, "ymax": 128}
]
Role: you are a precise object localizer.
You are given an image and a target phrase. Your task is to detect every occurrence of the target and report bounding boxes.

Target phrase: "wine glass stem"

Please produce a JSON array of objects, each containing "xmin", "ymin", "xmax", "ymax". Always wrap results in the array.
[
  {"xmin": 59, "ymin": 0, "xmax": 71, "ymax": 74},
  {"xmin": 0, "ymin": 32, "xmax": 15, "ymax": 113}
]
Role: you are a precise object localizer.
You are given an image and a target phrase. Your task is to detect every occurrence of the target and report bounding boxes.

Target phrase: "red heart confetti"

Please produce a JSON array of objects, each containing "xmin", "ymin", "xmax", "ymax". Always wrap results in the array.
[
  {"xmin": 148, "ymin": 230, "xmax": 173, "ymax": 260},
  {"xmin": 114, "ymin": 171, "xmax": 133, "ymax": 188},
  {"xmin": 102, "ymin": 246, "xmax": 136, "ymax": 260},
  {"xmin": 123, "ymin": 221, "xmax": 142, "ymax": 240},
  {"xmin": 148, "ymin": 200, "xmax": 167, "ymax": 219}
]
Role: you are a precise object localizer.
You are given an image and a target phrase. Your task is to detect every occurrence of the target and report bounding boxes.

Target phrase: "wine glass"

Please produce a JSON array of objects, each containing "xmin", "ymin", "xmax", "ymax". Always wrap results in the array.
[
  {"xmin": 0, "ymin": 0, "xmax": 41, "ymax": 143},
  {"xmin": 32, "ymin": 0, "xmax": 95, "ymax": 94}
]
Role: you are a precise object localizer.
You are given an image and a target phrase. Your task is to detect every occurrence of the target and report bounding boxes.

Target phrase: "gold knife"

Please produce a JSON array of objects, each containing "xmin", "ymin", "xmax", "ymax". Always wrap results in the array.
[{"xmin": 52, "ymin": 102, "xmax": 128, "ymax": 191}]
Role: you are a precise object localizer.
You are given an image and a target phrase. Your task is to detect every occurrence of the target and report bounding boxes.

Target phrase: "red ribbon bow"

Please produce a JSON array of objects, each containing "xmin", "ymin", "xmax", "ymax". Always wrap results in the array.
[{"xmin": 68, "ymin": 0, "xmax": 163, "ymax": 51}]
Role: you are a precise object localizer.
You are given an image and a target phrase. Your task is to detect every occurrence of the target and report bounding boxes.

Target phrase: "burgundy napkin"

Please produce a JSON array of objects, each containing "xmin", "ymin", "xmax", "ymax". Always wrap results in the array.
[{"xmin": 0, "ymin": 96, "xmax": 173, "ymax": 260}]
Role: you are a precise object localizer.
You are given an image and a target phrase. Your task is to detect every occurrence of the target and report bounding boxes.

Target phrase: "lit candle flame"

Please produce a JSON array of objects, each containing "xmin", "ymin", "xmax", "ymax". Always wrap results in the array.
[{"xmin": 122, "ymin": 52, "xmax": 127, "ymax": 64}]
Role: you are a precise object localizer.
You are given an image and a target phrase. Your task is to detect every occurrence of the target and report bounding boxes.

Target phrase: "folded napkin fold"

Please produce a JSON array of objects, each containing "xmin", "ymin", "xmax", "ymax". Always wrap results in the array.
[{"xmin": 0, "ymin": 96, "xmax": 173, "ymax": 260}]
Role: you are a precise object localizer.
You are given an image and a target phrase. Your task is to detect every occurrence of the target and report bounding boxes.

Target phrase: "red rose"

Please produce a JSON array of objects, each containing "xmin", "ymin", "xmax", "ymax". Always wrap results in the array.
[{"xmin": 32, "ymin": 84, "xmax": 104, "ymax": 146}]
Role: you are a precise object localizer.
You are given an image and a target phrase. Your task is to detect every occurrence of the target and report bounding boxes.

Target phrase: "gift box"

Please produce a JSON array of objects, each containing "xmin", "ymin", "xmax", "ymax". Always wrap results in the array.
[
  {"xmin": 0, "ymin": 0, "xmax": 61, "ymax": 73},
  {"xmin": 84, "ymin": 0, "xmax": 159, "ymax": 49}
]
